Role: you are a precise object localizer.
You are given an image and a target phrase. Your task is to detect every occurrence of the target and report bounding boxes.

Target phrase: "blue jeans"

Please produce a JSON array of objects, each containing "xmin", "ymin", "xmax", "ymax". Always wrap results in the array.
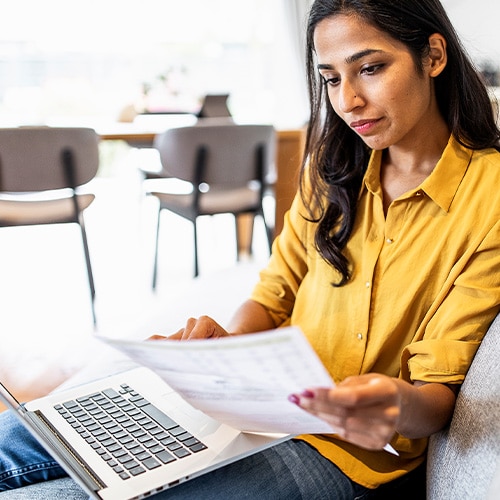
[
  {"xmin": 0, "ymin": 411, "xmax": 63, "ymax": 489},
  {"xmin": 0, "ymin": 410, "xmax": 425, "ymax": 499}
]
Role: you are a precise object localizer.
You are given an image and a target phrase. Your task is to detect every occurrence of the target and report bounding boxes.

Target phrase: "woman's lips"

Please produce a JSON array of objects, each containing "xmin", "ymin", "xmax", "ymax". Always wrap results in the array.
[{"xmin": 350, "ymin": 118, "xmax": 380, "ymax": 134}]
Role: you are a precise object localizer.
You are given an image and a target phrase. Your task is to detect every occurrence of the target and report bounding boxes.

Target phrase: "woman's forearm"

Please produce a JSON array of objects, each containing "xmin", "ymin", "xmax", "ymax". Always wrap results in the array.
[
  {"xmin": 395, "ymin": 380, "xmax": 457, "ymax": 439},
  {"xmin": 227, "ymin": 299, "xmax": 277, "ymax": 334}
]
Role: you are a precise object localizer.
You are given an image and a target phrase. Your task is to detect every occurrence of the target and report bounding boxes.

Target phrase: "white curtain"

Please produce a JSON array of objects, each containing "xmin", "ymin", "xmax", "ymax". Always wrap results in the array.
[
  {"xmin": 283, "ymin": 0, "xmax": 314, "ymax": 72},
  {"xmin": 270, "ymin": 0, "xmax": 314, "ymax": 128}
]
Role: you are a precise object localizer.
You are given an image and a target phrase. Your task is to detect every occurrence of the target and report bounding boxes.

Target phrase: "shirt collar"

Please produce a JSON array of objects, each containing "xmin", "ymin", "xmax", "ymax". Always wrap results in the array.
[{"xmin": 361, "ymin": 135, "xmax": 473, "ymax": 213}]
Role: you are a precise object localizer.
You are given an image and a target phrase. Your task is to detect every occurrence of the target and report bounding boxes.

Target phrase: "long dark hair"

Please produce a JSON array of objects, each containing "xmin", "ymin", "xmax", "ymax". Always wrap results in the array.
[{"xmin": 302, "ymin": 0, "xmax": 500, "ymax": 285}]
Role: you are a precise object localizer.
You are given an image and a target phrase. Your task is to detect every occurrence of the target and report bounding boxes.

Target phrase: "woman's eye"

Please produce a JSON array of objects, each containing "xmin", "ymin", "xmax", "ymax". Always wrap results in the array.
[
  {"xmin": 322, "ymin": 75, "xmax": 339, "ymax": 87},
  {"xmin": 361, "ymin": 64, "xmax": 383, "ymax": 75}
]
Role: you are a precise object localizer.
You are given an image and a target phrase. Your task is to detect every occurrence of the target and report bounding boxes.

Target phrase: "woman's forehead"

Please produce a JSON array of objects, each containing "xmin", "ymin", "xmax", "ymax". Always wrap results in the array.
[{"xmin": 313, "ymin": 15, "xmax": 406, "ymax": 64}]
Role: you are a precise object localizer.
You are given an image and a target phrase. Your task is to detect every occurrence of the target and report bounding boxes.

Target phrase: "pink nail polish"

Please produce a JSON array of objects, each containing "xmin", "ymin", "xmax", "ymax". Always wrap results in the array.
[
  {"xmin": 300, "ymin": 390, "xmax": 315, "ymax": 398},
  {"xmin": 288, "ymin": 394, "xmax": 300, "ymax": 405}
]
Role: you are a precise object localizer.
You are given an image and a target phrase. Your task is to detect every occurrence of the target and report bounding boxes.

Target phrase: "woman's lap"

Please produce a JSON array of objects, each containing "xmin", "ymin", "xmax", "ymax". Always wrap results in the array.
[
  {"xmin": 0, "ymin": 411, "xmax": 65, "ymax": 491},
  {"xmin": 151, "ymin": 438, "xmax": 368, "ymax": 499}
]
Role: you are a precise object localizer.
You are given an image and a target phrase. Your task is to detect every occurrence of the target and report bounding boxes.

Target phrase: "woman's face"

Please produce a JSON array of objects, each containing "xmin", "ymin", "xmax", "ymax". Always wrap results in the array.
[{"xmin": 314, "ymin": 14, "xmax": 445, "ymax": 151}]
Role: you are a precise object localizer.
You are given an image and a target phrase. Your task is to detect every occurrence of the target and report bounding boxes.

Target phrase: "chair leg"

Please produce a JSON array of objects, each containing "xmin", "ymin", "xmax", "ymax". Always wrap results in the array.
[
  {"xmin": 152, "ymin": 208, "xmax": 162, "ymax": 290},
  {"xmin": 258, "ymin": 206, "xmax": 273, "ymax": 254},
  {"xmin": 78, "ymin": 218, "xmax": 97, "ymax": 326},
  {"xmin": 235, "ymin": 214, "xmax": 255, "ymax": 260},
  {"xmin": 264, "ymin": 214, "xmax": 273, "ymax": 254},
  {"xmin": 193, "ymin": 219, "xmax": 199, "ymax": 277}
]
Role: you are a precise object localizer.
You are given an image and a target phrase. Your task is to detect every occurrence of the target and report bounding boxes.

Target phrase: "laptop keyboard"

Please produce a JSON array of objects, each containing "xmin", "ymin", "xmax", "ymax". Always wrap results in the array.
[{"xmin": 54, "ymin": 383, "xmax": 207, "ymax": 480}]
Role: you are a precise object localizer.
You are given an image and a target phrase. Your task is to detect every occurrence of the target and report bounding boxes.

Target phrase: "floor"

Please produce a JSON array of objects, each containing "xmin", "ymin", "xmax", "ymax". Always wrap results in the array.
[{"xmin": 0, "ymin": 146, "xmax": 271, "ymax": 409}]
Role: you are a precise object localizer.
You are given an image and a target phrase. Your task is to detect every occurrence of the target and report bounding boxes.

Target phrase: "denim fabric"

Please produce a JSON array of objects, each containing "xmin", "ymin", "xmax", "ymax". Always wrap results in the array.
[
  {"xmin": 151, "ymin": 439, "xmax": 370, "ymax": 500},
  {"xmin": 0, "ymin": 411, "xmax": 66, "ymax": 491},
  {"xmin": 0, "ymin": 409, "xmax": 425, "ymax": 499}
]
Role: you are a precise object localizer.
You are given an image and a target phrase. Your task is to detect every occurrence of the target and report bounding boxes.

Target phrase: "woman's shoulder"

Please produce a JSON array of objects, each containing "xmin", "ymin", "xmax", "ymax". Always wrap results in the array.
[
  {"xmin": 451, "ymin": 136, "xmax": 500, "ymax": 174},
  {"xmin": 469, "ymin": 147, "xmax": 500, "ymax": 190},
  {"xmin": 472, "ymin": 145, "xmax": 500, "ymax": 164}
]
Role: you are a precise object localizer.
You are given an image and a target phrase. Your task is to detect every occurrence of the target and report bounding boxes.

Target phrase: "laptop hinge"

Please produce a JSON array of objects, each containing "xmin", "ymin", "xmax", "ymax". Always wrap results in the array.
[{"xmin": 29, "ymin": 410, "xmax": 105, "ymax": 495}]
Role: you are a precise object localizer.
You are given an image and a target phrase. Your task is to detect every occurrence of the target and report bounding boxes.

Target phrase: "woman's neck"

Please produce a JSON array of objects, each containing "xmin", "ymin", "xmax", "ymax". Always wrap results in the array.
[
  {"xmin": 383, "ymin": 118, "xmax": 450, "ymax": 175},
  {"xmin": 380, "ymin": 121, "xmax": 450, "ymax": 214}
]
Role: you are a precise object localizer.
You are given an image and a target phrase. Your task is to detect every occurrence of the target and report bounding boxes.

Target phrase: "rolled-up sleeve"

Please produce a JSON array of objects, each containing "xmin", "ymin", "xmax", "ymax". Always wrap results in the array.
[{"xmin": 402, "ymin": 219, "xmax": 500, "ymax": 383}]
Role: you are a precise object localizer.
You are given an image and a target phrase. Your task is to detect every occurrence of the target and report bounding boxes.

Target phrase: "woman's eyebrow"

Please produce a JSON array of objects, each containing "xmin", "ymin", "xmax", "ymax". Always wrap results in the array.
[
  {"xmin": 345, "ymin": 49, "xmax": 383, "ymax": 64},
  {"xmin": 317, "ymin": 49, "xmax": 385, "ymax": 70}
]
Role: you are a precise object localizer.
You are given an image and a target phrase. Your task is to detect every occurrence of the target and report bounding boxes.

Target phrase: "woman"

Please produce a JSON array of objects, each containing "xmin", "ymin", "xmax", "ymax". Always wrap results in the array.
[{"xmin": 1, "ymin": 0, "xmax": 500, "ymax": 498}]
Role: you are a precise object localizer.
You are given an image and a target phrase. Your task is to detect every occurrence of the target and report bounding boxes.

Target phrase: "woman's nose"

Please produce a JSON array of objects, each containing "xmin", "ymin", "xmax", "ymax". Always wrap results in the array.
[{"xmin": 338, "ymin": 81, "xmax": 362, "ymax": 113}]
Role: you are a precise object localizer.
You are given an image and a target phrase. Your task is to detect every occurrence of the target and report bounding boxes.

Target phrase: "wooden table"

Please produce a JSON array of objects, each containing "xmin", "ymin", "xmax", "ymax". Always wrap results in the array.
[{"xmin": 100, "ymin": 130, "xmax": 156, "ymax": 148}]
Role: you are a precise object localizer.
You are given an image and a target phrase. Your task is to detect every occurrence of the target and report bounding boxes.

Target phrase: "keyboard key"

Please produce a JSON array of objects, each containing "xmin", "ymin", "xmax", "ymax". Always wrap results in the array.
[
  {"xmin": 176, "ymin": 432, "xmax": 193, "ymax": 442},
  {"xmin": 112, "ymin": 449, "xmax": 128, "ymax": 459},
  {"xmin": 159, "ymin": 436, "xmax": 175, "ymax": 446},
  {"xmin": 142, "ymin": 457, "xmax": 161, "ymax": 470},
  {"xmin": 189, "ymin": 442, "xmax": 208, "ymax": 453},
  {"xmin": 142, "ymin": 439, "xmax": 159, "ymax": 449},
  {"xmin": 166, "ymin": 442, "xmax": 182, "ymax": 452},
  {"xmin": 155, "ymin": 450, "xmax": 176, "ymax": 464},
  {"xmin": 106, "ymin": 443, "xmax": 122, "ymax": 453},
  {"xmin": 118, "ymin": 454, "xmax": 134, "ymax": 464},
  {"xmin": 124, "ymin": 460, "xmax": 141, "ymax": 470},
  {"xmin": 102, "ymin": 388, "xmax": 121, "ymax": 400},
  {"xmin": 136, "ymin": 451, "xmax": 152, "ymax": 461},
  {"xmin": 169, "ymin": 426, "xmax": 187, "ymax": 437},
  {"xmin": 141, "ymin": 404, "xmax": 178, "ymax": 430},
  {"xmin": 129, "ymin": 466, "xmax": 146, "ymax": 476},
  {"xmin": 173, "ymin": 448, "xmax": 191, "ymax": 459},
  {"xmin": 149, "ymin": 445, "xmax": 164, "ymax": 454},
  {"xmin": 128, "ymin": 445, "xmax": 144, "ymax": 456}
]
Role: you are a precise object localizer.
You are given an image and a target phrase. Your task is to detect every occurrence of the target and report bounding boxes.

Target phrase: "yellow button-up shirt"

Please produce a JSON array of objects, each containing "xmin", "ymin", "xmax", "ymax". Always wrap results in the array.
[{"xmin": 251, "ymin": 135, "xmax": 500, "ymax": 488}]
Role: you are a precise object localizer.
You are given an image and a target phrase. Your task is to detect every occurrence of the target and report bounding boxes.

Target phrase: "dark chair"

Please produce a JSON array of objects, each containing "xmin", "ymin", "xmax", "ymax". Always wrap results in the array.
[
  {"xmin": 146, "ymin": 123, "xmax": 275, "ymax": 288},
  {"xmin": 0, "ymin": 127, "xmax": 100, "ymax": 324}
]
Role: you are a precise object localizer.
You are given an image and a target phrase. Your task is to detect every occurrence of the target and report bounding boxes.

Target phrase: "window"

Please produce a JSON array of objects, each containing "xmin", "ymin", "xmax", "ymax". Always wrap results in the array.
[{"xmin": 0, "ymin": 0, "xmax": 309, "ymax": 128}]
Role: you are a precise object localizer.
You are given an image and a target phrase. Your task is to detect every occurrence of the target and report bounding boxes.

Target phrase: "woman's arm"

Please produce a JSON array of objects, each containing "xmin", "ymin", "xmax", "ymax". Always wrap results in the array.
[
  {"xmin": 227, "ymin": 299, "xmax": 277, "ymax": 334},
  {"xmin": 291, "ymin": 374, "xmax": 457, "ymax": 450},
  {"xmin": 393, "ymin": 379, "xmax": 457, "ymax": 438}
]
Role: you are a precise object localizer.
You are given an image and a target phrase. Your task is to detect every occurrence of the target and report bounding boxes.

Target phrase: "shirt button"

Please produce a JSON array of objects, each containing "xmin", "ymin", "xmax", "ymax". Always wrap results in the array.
[
  {"xmin": 386, "ymin": 238, "xmax": 393, "ymax": 244},
  {"xmin": 365, "ymin": 281, "xmax": 370, "ymax": 288},
  {"xmin": 357, "ymin": 333, "xmax": 363, "ymax": 340}
]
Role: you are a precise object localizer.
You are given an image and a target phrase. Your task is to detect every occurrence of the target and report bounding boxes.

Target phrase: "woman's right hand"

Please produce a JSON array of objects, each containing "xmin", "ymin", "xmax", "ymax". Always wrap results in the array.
[
  {"xmin": 149, "ymin": 300, "xmax": 276, "ymax": 342},
  {"xmin": 168, "ymin": 315, "xmax": 231, "ymax": 340}
]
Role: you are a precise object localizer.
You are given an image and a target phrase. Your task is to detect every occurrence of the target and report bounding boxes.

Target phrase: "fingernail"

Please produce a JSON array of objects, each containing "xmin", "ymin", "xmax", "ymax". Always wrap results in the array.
[
  {"xmin": 288, "ymin": 394, "xmax": 300, "ymax": 405},
  {"xmin": 300, "ymin": 390, "xmax": 315, "ymax": 398}
]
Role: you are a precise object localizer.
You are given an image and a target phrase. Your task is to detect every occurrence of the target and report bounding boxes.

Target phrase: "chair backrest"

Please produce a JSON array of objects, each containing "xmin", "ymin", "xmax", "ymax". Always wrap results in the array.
[
  {"xmin": 426, "ymin": 312, "xmax": 500, "ymax": 499},
  {"xmin": 0, "ymin": 127, "xmax": 99, "ymax": 192},
  {"xmin": 153, "ymin": 124, "xmax": 275, "ymax": 188},
  {"xmin": 197, "ymin": 94, "xmax": 232, "ymax": 119}
]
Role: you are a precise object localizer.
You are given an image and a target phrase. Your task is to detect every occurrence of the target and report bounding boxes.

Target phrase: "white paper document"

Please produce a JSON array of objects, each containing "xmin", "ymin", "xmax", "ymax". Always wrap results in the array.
[
  {"xmin": 99, "ymin": 327, "xmax": 397, "ymax": 455},
  {"xmin": 100, "ymin": 327, "xmax": 335, "ymax": 434}
]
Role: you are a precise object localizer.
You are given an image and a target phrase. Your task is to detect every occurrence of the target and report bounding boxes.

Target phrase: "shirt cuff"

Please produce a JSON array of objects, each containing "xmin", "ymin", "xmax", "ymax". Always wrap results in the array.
[{"xmin": 402, "ymin": 339, "xmax": 481, "ymax": 384}]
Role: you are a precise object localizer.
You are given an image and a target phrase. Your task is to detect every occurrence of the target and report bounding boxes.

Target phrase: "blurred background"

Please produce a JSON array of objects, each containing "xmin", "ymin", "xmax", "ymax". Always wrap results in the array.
[
  {"xmin": 0, "ymin": 0, "xmax": 499, "ymax": 132},
  {"xmin": 0, "ymin": 0, "xmax": 312, "ymax": 129}
]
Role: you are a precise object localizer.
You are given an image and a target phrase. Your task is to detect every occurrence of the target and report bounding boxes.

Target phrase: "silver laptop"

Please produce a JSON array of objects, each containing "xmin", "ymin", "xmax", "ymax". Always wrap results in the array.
[{"xmin": 0, "ymin": 367, "xmax": 290, "ymax": 499}]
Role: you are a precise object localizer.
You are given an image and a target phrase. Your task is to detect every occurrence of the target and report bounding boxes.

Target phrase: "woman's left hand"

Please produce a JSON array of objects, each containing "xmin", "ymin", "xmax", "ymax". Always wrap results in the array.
[{"xmin": 289, "ymin": 373, "xmax": 402, "ymax": 450}]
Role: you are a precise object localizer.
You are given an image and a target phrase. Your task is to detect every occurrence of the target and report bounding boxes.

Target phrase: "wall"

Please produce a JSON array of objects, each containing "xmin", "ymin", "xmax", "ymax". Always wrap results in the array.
[{"xmin": 442, "ymin": 0, "xmax": 500, "ymax": 70}]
